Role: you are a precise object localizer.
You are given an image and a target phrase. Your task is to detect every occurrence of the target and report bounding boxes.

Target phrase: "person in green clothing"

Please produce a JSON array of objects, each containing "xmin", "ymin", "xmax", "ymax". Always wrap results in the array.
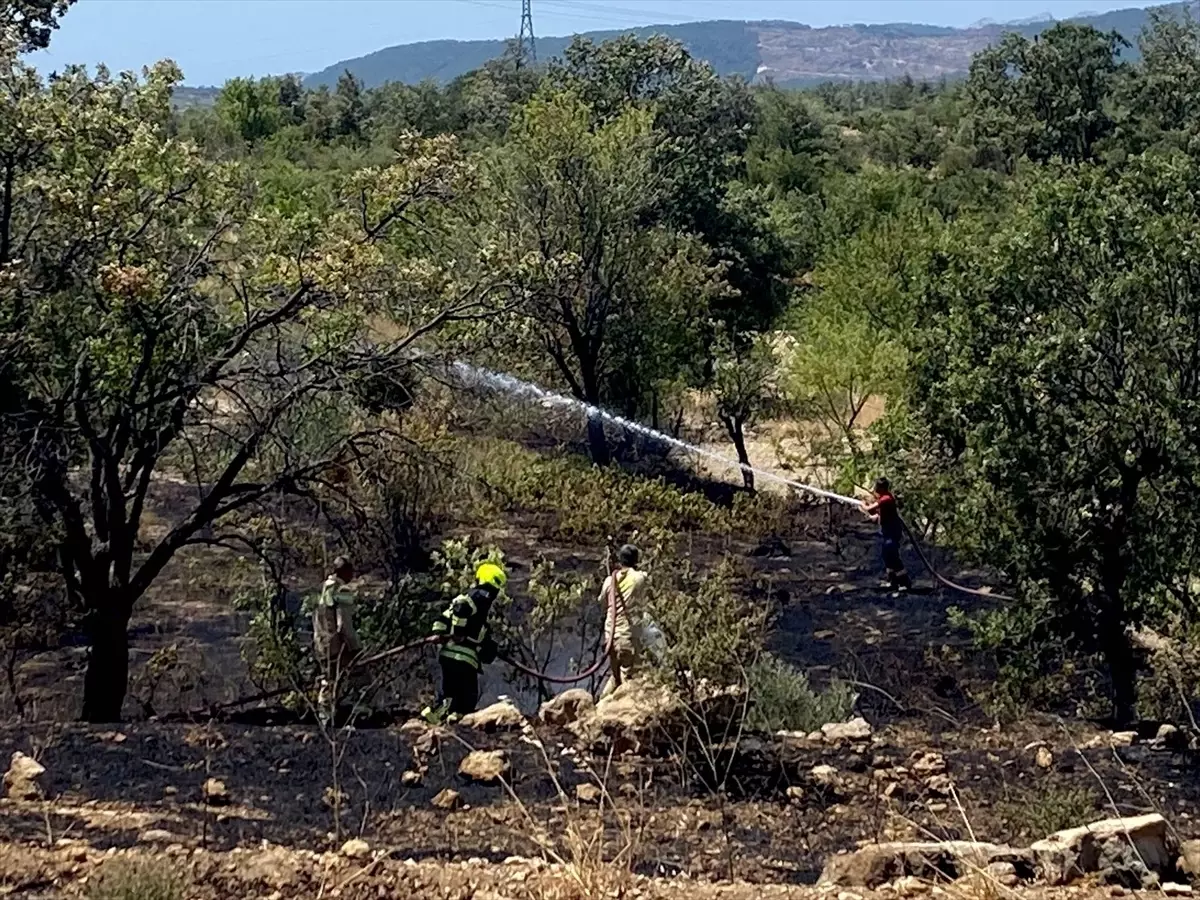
[
  {"xmin": 421, "ymin": 561, "xmax": 506, "ymax": 725},
  {"xmin": 313, "ymin": 556, "xmax": 363, "ymax": 717}
]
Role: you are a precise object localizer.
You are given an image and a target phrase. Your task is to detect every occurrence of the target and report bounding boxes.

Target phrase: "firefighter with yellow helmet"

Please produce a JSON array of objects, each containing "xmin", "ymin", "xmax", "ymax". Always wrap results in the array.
[{"xmin": 421, "ymin": 561, "xmax": 507, "ymax": 725}]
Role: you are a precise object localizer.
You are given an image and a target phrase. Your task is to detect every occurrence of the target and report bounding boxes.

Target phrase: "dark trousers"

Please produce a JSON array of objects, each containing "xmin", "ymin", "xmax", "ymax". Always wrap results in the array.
[
  {"xmin": 438, "ymin": 656, "xmax": 480, "ymax": 715},
  {"xmin": 881, "ymin": 536, "xmax": 911, "ymax": 587}
]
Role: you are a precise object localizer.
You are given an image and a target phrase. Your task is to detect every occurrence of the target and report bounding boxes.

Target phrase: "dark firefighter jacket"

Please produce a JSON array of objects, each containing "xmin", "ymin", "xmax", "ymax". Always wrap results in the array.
[{"xmin": 431, "ymin": 585, "xmax": 497, "ymax": 670}]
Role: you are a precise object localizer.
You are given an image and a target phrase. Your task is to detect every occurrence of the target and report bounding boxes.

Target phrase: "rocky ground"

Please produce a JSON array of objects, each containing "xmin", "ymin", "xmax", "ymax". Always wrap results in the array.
[
  {"xmin": 2, "ymin": 483, "xmax": 1199, "ymax": 898},
  {"xmin": 0, "ymin": 688, "xmax": 1197, "ymax": 898}
]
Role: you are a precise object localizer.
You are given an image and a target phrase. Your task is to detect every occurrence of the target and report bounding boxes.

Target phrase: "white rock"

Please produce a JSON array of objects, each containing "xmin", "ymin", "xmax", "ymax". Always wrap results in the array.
[
  {"xmin": 539, "ymin": 689, "xmax": 594, "ymax": 727},
  {"xmin": 432, "ymin": 788, "xmax": 461, "ymax": 810},
  {"xmin": 892, "ymin": 875, "xmax": 929, "ymax": 896},
  {"xmin": 340, "ymin": 838, "xmax": 370, "ymax": 859},
  {"xmin": 1032, "ymin": 813, "xmax": 1171, "ymax": 885},
  {"xmin": 811, "ymin": 764, "xmax": 841, "ymax": 788},
  {"xmin": 822, "ymin": 717, "xmax": 873, "ymax": 743},
  {"xmin": 137, "ymin": 829, "xmax": 177, "ymax": 844},
  {"xmin": 460, "ymin": 700, "xmax": 526, "ymax": 732},
  {"xmin": 202, "ymin": 778, "xmax": 229, "ymax": 805},
  {"xmin": 458, "ymin": 750, "xmax": 509, "ymax": 784},
  {"xmin": 985, "ymin": 860, "xmax": 1020, "ymax": 887},
  {"xmin": 3, "ymin": 752, "xmax": 46, "ymax": 800},
  {"xmin": 1035, "ymin": 746, "xmax": 1054, "ymax": 769}
]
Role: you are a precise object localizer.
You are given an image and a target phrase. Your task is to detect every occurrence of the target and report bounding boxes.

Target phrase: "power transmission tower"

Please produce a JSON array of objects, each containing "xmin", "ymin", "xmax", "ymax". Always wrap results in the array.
[{"xmin": 518, "ymin": 0, "xmax": 537, "ymax": 65}]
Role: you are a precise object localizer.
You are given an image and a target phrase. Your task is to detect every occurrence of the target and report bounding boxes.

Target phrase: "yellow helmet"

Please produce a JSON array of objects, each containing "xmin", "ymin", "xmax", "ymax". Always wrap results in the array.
[{"xmin": 475, "ymin": 561, "xmax": 507, "ymax": 590}]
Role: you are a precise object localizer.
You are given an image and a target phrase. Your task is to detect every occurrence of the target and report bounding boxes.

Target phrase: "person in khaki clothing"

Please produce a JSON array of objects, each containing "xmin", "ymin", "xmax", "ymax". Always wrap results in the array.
[
  {"xmin": 598, "ymin": 544, "xmax": 648, "ymax": 697},
  {"xmin": 313, "ymin": 556, "xmax": 363, "ymax": 717}
]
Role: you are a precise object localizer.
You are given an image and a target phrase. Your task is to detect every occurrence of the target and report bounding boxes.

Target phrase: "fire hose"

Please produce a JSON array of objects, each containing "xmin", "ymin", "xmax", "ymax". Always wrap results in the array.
[
  {"xmin": 179, "ymin": 554, "xmax": 623, "ymax": 718},
  {"xmin": 178, "ymin": 498, "xmax": 1008, "ymax": 719},
  {"xmin": 766, "ymin": 478, "xmax": 1015, "ymax": 602}
]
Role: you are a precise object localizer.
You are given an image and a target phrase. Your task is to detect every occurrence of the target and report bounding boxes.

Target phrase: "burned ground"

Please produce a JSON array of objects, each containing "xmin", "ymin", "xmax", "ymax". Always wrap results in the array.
[{"xmin": 1, "ymin": 484, "xmax": 1197, "ymax": 898}]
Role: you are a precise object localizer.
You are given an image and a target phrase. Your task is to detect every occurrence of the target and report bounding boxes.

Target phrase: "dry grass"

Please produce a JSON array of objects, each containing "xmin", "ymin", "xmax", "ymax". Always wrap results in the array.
[
  {"xmin": 476, "ymin": 725, "xmax": 643, "ymax": 900},
  {"xmin": 85, "ymin": 858, "xmax": 186, "ymax": 900}
]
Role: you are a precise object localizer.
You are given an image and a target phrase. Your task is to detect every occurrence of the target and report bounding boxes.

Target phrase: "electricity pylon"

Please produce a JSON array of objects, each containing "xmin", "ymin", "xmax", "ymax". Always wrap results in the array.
[{"xmin": 518, "ymin": 0, "xmax": 537, "ymax": 65}]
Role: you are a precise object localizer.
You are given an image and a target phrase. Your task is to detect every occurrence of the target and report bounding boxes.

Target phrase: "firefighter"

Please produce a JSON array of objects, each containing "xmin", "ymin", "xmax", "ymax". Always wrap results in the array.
[
  {"xmin": 598, "ymin": 544, "xmax": 648, "ymax": 698},
  {"xmin": 313, "ymin": 556, "xmax": 364, "ymax": 719},
  {"xmin": 861, "ymin": 477, "xmax": 912, "ymax": 593},
  {"xmin": 421, "ymin": 561, "xmax": 505, "ymax": 725}
]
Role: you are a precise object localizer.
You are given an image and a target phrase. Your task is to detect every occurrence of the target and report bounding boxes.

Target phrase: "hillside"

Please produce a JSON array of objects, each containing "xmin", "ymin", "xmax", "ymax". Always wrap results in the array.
[{"xmin": 303, "ymin": 2, "xmax": 1190, "ymax": 89}]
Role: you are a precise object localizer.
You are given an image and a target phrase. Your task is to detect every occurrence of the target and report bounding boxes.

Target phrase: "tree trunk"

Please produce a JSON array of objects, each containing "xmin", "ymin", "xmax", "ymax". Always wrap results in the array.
[
  {"xmin": 82, "ymin": 604, "xmax": 131, "ymax": 723},
  {"xmin": 586, "ymin": 413, "xmax": 610, "ymax": 466},
  {"xmin": 1097, "ymin": 470, "xmax": 1140, "ymax": 727},
  {"xmin": 1101, "ymin": 612, "xmax": 1138, "ymax": 727},
  {"xmin": 722, "ymin": 415, "xmax": 755, "ymax": 493}
]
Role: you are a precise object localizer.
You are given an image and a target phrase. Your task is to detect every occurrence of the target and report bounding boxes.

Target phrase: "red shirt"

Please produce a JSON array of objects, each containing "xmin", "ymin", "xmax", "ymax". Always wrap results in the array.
[{"xmin": 876, "ymin": 492, "xmax": 902, "ymax": 540}]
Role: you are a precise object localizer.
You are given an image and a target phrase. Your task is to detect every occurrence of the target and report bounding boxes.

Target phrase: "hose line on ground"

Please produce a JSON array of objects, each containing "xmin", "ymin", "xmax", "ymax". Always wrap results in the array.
[
  {"xmin": 768, "ymin": 477, "xmax": 1015, "ymax": 602},
  {"xmin": 175, "ymin": 488, "xmax": 1011, "ymax": 718}
]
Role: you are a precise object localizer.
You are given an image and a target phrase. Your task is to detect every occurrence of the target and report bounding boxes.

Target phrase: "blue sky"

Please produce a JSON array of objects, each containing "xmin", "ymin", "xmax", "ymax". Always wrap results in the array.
[{"xmin": 35, "ymin": 0, "xmax": 1156, "ymax": 86}]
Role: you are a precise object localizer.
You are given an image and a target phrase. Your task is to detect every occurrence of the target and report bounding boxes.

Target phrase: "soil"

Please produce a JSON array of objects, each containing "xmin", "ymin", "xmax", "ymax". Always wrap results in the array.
[{"xmin": 2, "ymin": 469, "xmax": 1197, "ymax": 898}]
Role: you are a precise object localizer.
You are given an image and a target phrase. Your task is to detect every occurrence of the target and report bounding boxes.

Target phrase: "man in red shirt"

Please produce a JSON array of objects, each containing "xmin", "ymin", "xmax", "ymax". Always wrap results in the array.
[{"xmin": 861, "ymin": 477, "xmax": 912, "ymax": 593}]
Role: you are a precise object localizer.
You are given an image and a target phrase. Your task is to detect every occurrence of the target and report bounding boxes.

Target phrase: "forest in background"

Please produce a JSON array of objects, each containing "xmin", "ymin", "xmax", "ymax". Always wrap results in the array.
[{"xmin": 6, "ymin": 0, "xmax": 1200, "ymax": 736}]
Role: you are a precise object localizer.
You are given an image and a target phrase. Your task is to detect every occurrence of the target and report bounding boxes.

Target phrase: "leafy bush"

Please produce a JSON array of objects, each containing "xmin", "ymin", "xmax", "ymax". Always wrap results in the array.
[
  {"xmin": 996, "ymin": 785, "xmax": 1100, "ymax": 841},
  {"xmin": 86, "ymin": 859, "xmax": 184, "ymax": 900},
  {"xmin": 459, "ymin": 436, "xmax": 796, "ymax": 546},
  {"xmin": 746, "ymin": 653, "xmax": 856, "ymax": 733},
  {"xmin": 647, "ymin": 558, "xmax": 768, "ymax": 684}
]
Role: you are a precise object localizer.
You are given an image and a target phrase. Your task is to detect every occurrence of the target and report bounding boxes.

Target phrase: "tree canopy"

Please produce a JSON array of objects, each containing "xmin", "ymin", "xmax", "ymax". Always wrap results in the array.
[{"xmin": 12, "ymin": 8, "xmax": 1200, "ymax": 726}]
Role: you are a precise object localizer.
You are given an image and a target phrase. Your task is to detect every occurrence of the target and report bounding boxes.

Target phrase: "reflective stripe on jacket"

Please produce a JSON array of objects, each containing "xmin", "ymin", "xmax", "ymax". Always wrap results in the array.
[{"xmin": 431, "ymin": 585, "xmax": 494, "ymax": 671}]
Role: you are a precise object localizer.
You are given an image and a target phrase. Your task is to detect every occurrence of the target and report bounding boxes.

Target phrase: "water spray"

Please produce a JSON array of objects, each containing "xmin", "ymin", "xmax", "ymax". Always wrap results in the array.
[
  {"xmin": 450, "ymin": 360, "xmax": 1013, "ymax": 602},
  {"xmin": 450, "ymin": 361, "xmax": 863, "ymax": 507}
]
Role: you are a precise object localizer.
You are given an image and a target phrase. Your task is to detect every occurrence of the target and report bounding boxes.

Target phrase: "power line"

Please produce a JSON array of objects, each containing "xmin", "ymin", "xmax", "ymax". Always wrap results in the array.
[{"xmin": 538, "ymin": 0, "xmax": 694, "ymax": 26}]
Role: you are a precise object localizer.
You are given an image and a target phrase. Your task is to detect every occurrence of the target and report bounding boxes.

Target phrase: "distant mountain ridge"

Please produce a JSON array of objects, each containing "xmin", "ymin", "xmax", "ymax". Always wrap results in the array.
[{"xmin": 301, "ymin": 3, "xmax": 1192, "ymax": 91}]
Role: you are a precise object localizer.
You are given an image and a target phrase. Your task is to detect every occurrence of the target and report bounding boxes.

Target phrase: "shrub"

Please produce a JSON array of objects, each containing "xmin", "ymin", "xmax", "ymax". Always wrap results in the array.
[
  {"xmin": 996, "ymin": 785, "xmax": 1100, "ymax": 841},
  {"xmin": 86, "ymin": 859, "xmax": 184, "ymax": 900},
  {"xmin": 648, "ymin": 558, "xmax": 768, "ymax": 684},
  {"xmin": 746, "ymin": 653, "xmax": 856, "ymax": 732},
  {"xmin": 456, "ymin": 436, "xmax": 797, "ymax": 546}
]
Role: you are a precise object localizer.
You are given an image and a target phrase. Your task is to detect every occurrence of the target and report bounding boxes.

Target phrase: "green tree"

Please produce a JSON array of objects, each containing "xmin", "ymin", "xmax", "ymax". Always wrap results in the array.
[
  {"xmin": 482, "ymin": 88, "xmax": 721, "ymax": 463},
  {"xmin": 550, "ymin": 34, "xmax": 754, "ymax": 234},
  {"xmin": 900, "ymin": 155, "xmax": 1200, "ymax": 724},
  {"xmin": 711, "ymin": 332, "xmax": 777, "ymax": 492},
  {"xmin": 215, "ymin": 77, "xmax": 284, "ymax": 144},
  {"xmin": 334, "ymin": 70, "xmax": 366, "ymax": 139},
  {"xmin": 964, "ymin": 23, "xmax": 1125, "ymax": 170},
  {"xmin": 443, "ymin": 43, "xmax": 542, "ymax": 143},
  {"xmin": 1121, "ymin": 11, "xmax": 1200, "ymax": 155},
  {"xmin": 0, "ymin": 52, "xmax": 493, "ymax": 720},
  {"xmin": 303, "ymin": 85, "xmax": 337, "ymax": 142},
  {"xmin": 745, "ymin": 85, "xmax": 834, "ymax": 195},
  {"xmin": 2, "ymin": 0, "xmax": 74, "ymax": 53}
]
